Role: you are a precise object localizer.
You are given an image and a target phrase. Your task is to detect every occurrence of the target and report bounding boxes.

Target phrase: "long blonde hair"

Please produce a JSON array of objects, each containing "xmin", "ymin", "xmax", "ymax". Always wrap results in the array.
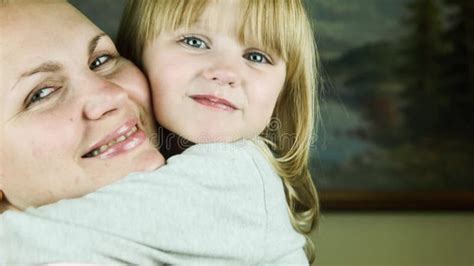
[{"xmin": 117, "ymin": 0, "xmax": 320, "ymax": 262}]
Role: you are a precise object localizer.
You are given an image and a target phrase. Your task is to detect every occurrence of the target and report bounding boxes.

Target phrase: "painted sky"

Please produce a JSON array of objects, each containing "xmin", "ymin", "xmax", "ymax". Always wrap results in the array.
[
  {"xmin": 306, "ymin": 0, "xmax": 410, "ymax": 59},
  {"xmin": 72, "ymin": 0, "xmax": 410, "ymax": 60}
]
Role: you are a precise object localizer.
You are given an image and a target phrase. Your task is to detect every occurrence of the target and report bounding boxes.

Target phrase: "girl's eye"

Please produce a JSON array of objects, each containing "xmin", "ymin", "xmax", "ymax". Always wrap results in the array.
[
  {"xmin": 181, "ymin": 36, "xmax": 209, "ymax": 49},
  {"xmin": 89, "ymin": 54, "xmax": 111, "ymax": 70},
  {"xmin": 26, "ymin": 86, "xmax": 58, "ymax": 107},
  {"xmin": 244, "ymin": 52, "xmax": 271, "ymax": 64}
]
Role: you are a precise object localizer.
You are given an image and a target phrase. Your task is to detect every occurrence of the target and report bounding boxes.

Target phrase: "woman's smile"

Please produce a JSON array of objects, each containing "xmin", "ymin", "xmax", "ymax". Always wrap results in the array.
[
  {"xmin": 0, "ymin": 1, "xmax": 164, "ymax": 209},
  {"xmin": 82, "ymin": 118, "xmax": 145, "ymax": 159}
]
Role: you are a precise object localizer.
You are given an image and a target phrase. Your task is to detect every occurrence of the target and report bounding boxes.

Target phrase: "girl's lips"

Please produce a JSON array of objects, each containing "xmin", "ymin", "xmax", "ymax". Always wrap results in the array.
[{"xmin": 190, "ymin": 95, "xmax": 238, "ymax": 111}]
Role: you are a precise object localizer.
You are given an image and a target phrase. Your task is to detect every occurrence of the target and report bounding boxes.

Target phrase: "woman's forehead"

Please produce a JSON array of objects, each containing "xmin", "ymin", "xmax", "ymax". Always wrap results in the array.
[
  {"xmin": 0, "ymin": 3, "xmax": 101, "ymax": 75},
  {"xmin": 0, "ymin": 1, "xmax": 99, "ymax": 45},
  {"xmin": 0, "ymin": 1, "xmax": 105, "ymax": 101}
]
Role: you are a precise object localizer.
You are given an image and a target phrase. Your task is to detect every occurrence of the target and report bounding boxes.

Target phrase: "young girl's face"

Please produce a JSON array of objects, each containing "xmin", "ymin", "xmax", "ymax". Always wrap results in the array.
[{"xmin": 143, "ymin": 0, "xmax": 286, "ymax": 143}]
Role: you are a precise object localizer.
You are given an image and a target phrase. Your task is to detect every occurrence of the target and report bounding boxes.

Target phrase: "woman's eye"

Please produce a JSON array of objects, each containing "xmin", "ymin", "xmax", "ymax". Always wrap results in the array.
[
  {"xmin": 90, "ymin": 55, "xmax": 111, "ymax": 70},
  {"xmin": 181, "ymin": 36, "xmax": 209, "ymax": 49},
  {"xmin": 244, "ymin": 52, "xmax": 271, "ymax": 64},
  {"xmin": 26, "ymin": 86, "xmax": 58, "ymax": 107}
]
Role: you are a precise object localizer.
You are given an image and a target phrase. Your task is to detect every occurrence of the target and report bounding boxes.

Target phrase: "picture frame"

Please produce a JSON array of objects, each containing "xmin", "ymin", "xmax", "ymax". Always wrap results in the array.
[{"xmin": 308, "ymin": 0, "xmax": 474, "ymax": 210}]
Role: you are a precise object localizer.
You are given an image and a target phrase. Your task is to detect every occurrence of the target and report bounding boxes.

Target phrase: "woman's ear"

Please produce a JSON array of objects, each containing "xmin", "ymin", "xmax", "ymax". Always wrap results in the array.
[
  {"xmin": 0, "ymin": 176, "xmax": 4, "ymax": 202},
  {"xmin": 0, "ymin": 176, "xmax": 9, "ymax": 212},
  {"xmin": 0, "ymin": 187, "xmax": 7, "ymax": 213}
]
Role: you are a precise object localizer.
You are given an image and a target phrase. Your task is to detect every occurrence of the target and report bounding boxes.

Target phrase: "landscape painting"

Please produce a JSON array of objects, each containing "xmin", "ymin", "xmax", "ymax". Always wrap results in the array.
[{"xmin": 306, "ymin": 0, "xmax": 474, "ymax": 210}]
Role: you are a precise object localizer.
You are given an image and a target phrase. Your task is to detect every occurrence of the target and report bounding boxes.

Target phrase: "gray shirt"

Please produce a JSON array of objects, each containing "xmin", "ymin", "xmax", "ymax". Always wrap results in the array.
[{"xmin": 0, "ymin": 140, "xmax": 307, "ymax": 265}]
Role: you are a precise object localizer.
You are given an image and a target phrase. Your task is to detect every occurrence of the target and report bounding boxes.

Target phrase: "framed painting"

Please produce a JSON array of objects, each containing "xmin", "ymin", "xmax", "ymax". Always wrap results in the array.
[{"xmin": 307, "ymin": 0, "xmax": 474, "ymax": 210}]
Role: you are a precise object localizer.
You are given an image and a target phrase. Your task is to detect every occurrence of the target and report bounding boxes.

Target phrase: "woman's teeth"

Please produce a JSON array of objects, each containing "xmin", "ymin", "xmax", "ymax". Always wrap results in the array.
[{"xmin": 85, "ymin": 126, "xmax": 138, "ymax": 158}]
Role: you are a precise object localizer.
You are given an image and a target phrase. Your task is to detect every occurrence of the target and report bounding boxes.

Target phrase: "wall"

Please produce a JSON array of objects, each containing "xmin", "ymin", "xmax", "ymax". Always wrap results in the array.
[
  {"xmin": 69, "ymin": 0, "xmax": 126, "ymax": 40},
  {"xmin": 312, "ymin": 212, "xmax": 474, "ymax": 266}
]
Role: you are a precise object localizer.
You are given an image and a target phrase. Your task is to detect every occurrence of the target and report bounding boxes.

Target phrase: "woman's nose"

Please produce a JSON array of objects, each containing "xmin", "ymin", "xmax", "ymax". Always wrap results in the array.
[
  {"xmin": 82, "ymin": 80, "xmax": 128, "ymax": 120},
  {"xmin": 202, "ymin": 61, "xmax": 241, "ymax": 87}
]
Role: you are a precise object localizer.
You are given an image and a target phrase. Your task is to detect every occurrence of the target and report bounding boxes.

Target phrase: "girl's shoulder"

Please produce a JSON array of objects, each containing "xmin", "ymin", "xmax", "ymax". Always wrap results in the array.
[
  {"xmin": 164, "ymin": 138, "xmax": 276, "ymax": 184},
  {"xmin": 168, "ymin": 139, "xmax": 264, "ymax": 164},
  {"xmin": 180, "ymin": 139, "xmax": 258, "ymax": 154}
]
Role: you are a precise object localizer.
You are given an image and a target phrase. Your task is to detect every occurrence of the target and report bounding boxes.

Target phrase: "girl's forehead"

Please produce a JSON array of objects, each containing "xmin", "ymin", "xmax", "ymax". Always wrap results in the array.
[
  {"xmin": 178, "ymin": 1, "xmax": 265, "ymax": 48},
  {"xmin": 187, "ymin": 0, "xmax": 239, "ymax": 34}
]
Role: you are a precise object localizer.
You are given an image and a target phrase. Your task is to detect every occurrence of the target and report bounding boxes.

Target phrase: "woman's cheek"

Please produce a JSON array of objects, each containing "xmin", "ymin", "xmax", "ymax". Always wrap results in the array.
[
  {"xmin": 15, "ymin": 114, "xmax": 79, "ymax": 159},
  {"xmin": 113, "ymin": 59, "xmax": 152, "ymax": 109}
]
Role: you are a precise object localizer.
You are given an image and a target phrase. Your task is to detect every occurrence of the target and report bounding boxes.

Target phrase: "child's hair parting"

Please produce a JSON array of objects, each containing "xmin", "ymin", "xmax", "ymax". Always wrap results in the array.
[{"xmin": 117, "ymin": 0, "xmax": 320, "ymax": 262}]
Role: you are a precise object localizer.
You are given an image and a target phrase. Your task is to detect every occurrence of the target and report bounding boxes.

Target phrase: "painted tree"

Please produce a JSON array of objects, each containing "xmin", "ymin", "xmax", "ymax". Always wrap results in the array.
[
  {"xmin": 400, "ymin": 0, "xmax": 447, "ymax": 140},
  {"xmin": 443, "ymin": 0, "xmax": 474, "ymax": 136}
]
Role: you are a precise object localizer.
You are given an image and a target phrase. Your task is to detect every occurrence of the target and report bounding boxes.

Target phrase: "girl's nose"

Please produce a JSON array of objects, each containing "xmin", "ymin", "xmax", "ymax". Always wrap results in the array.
[
  {"xmin": 82, "ymin": 80, "xmax": 128, "ymax": 120},
  {"xmin": 202, "ymin": 62, "xmax": 241, "ymax": 87}
]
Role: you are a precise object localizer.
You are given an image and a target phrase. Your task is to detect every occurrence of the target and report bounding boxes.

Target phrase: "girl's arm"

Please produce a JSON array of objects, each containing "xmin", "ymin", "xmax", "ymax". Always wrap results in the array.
[{"xmin": 0, "ymin": 141, "xmax": 269, "ymax": 264}]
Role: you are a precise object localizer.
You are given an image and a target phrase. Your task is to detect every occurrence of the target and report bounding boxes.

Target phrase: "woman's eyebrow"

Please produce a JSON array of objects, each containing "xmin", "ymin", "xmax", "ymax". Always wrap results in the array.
[
  {"xmin": 10, "ymin": 61, "xmax": 63, "ymax": 91},
  {"xmin": 88, "ymin": 32, "xmax": 107, "ymax": 56},
  {"xmin": 20, "ymin": 62, "xmax": 62, "ymax": 79},
  {"xmin": 10, "ymin": 33, "xmax": 108, "ymax": 92}
]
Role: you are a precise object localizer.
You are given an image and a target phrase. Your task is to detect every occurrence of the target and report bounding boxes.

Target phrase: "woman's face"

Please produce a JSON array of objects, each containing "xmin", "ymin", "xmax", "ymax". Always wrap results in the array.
[{"xmin": 0, "ymin": 1, "xmax": 164, "ymax": 210}]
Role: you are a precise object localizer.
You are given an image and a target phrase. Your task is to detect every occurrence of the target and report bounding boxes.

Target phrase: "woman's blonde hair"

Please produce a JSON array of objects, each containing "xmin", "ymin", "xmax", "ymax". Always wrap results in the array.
[{"xmin": 117, "ymin": 0, "xmax": 320, "ymax": 262}]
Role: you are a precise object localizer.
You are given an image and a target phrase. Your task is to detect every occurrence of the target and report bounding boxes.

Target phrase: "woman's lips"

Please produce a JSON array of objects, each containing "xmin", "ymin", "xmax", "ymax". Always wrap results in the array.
[
  {"xmin": 190, "ymin": 95, "xmax": 238, "ymax": 111},
  {"xmin": 82, "ymin": 118, "xmax": 146, "ymax": 159},
  {"xmin": 97, "ymin": 128, "xmax": 146, "ymax": 159}
]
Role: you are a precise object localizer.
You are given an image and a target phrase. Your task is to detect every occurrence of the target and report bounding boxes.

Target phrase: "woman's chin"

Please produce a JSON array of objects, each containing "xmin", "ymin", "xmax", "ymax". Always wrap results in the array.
[{"xmin": 133, "ymin": 149, "xmax": 165, "ymax": 172}]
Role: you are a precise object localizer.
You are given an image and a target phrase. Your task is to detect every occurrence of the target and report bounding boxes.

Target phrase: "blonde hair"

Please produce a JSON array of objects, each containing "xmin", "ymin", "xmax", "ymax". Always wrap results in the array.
[{"xmin": 117, "ymin": 0, "xmax": 320, "ymax": 262}]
